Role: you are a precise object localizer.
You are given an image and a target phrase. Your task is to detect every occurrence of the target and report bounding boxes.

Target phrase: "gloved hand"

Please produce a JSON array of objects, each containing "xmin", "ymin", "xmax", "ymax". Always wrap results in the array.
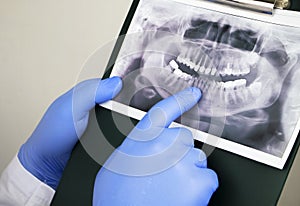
[
  {"xmin": 93, "ymin": 87, "xmax": 218, "ymax": 206},
  {"xmin": 18, "ymin": 77, "xmax": 122, "ymax": 190}
]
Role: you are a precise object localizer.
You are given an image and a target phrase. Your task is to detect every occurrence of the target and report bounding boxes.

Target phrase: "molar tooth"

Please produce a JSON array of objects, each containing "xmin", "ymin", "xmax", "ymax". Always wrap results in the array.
[
  {"xmin": 177, "ymin": 55, "xmax": 183, "ymax": 64},
  {"xmin": 245, "ymin": 66, "xmax": 250, "ymax": 75},
  {"xmin": 216, "ymin": 63, "xmax": 223, "ymax": 74},
  {"xmin": 211, "ymin": 67, "xmax": 217, "ymax": 76},
  {"xmin": 219, "ymin": 82, "xmax": 225, "ymax": 91},
  {"xmin": 181, "ymin": 73, "xmax": 189, "ymax": 79},
  {"xmin": 165, "ymin": 65, "xmax": 173, "ymax": 72},
  {"xmin": 185, "ymin": 59, "xmax": 191, "ymax": 67},
  {"xmin": 241, "ymin": 66, "xmax": 250, "ymax": 75},
  {"xmin": 232, "ymin": 68, "xmax": 240, "ymax": 76},
  {"xmin": 219, "ymin": 71, "xmax": 226, "ymax": 77},
  {"xmin": 185, "ymin": 74, "xmax": 193, "ymax": 81},
  {"xmin": 190, "ymin": 61, "xmax": 196, "ymax": 69},
  {"xmin": 173, "ymin": 67, "xmax": 183, "ymax": 76},
  {"xmin": 234, "ymin": 79, "xmax": 246, "ymax": 88},
  {"xmin": 227, "ymin": 90, "xmax": 238, "ymax": 104},
  {"xmin": 181, "ymin": 73, "xmax": 187, "ymax": 80},
  {"xmin": 186, "ymin": 59, "xmax": 194, "ymax": 69},
  {"xmin": 176, "ymin": 54, "xmax": 182, "ymax": 63},
  {"xmin": 248, "ymin": 52, "xmax": 260, "ymax": 65},
  {"xmin": 224, "ymin": 81, "xmax": 234, "ymax": 90},
  {"xmin": 178, "ymin": 57, "xmax": 185, "ymax": 65},
  {"xmin": 216, "ymin": 82, "xmax": 224, "ymax": 92},
  {"xmin": 232, "ymin": 59, "xmax": 239, "ymax": 75},
  {"xmin": 199, "ymin": 66, "xmax": 205, "ymax": 73},
  {"xmin": 194, "ymin": 64, "xmax": 200, "ymax": 72},
  {"xmin": 205, "ymin": 67, "xmax": 211, "ymax": 75},
  {"xmin": 181, "ymin": 58, "xmax": 187, "ymax": 66},
  {"xmin": 224, "ymin": 63, "xmax": 233, "ymax": 75},
  {"xmin": 169, "ymin": 60, "xmax": 179, "ymax": 70},
  {"xmin": 185, "ymin": 59, "xmax": 190, "ymax": 67}
]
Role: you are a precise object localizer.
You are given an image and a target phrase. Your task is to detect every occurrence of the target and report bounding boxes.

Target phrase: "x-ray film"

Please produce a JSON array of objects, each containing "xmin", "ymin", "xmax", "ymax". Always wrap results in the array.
[{"xmin": 101, "ymin": 0, "xmax": 300, "ymax": 169}]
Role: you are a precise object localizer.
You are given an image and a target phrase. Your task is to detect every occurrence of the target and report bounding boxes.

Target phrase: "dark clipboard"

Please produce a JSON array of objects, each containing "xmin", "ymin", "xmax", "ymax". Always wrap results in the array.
[{"xmin": 51, "ymin": 0, "xmax": 300, "ymax": 205}]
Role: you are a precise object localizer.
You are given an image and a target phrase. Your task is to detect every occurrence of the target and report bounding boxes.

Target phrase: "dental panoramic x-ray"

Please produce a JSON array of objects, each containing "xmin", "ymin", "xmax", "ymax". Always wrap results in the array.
[{"xmin": 108, "ymin": 0, "xmax": 300, "ymax": 168}]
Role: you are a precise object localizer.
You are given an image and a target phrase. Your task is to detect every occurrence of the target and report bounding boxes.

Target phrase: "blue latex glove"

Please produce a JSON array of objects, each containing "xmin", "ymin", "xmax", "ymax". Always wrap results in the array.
[
  {"xmin": 93, "ymin": 87, "xmax": 218, "ymax": 206},
  {"xmin": 18, "ymin": 77, "xmax": 122, "ymax": 190}
]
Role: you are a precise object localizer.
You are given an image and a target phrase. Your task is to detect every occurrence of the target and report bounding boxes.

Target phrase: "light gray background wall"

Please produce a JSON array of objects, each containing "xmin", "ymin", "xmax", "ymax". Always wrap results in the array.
[{"xmin": 0, "ymin": 0, "xmax": 299, "ymax": 205}]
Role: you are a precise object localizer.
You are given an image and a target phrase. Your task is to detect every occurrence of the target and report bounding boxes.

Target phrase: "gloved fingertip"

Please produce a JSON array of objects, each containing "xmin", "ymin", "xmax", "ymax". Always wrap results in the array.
[
  {"xmin": 172, "ymin": 87, "xmax": 202, "ymax": 111},
  {"xmin": 195, "ymin": 149, "xmax": 207, "ymax": 168},
  {"xmin": 96, "ymin": 76, "xmax": 123, "ymax": 103},
  {"xmin": 108, "ymin": 76, "xmax": 123, "ymax": 98},
  {"xmin": 186, "ymin": 87, "xmax": 202, "ymax": 101},
  {"xmin": 209, "ymin": 169, "xmax": 219, "ymax": 191}
]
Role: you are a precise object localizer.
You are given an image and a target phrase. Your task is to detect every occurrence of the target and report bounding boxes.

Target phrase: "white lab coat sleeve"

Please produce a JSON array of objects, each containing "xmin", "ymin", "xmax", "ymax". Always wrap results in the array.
[{"xmin": 0, "ymin": 155, "xmax": 55, "ymax": 206}]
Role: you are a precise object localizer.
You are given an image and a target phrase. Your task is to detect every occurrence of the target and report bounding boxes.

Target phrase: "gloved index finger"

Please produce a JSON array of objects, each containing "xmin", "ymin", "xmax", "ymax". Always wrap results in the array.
[{"xmin": 136, "ymin": 87, "xmax": 202, "ymax": 130}]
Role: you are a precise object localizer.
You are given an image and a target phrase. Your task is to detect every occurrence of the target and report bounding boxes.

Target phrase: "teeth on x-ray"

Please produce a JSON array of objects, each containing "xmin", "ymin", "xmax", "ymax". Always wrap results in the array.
[
  {"xmin": 112, "ymin": 0, "xmax": 300, "ymax": 159},
  {"xmin": 169, "ymin": 54, "xmax": 248, "ymax": 94},
  {"xmin": 176, "ymin": 48, "xmax": 218, "ymax": 77},
  {"xmin": 172, "ymin": 56, "xmax": 217, "ymax": 78},
  {"xmin": 169, "ymin": 60, "xmax": 193, "ymax": 80},
  {"xmin": 211, "ymin": 67, "xmax": 217, "ymax": 75},
  {"xmin": 169, "ymin": 59, "xmax": 179, "ymax": 70}
]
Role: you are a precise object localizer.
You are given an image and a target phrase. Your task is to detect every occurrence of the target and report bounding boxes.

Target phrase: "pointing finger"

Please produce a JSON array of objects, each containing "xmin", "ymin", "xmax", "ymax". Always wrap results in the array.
[{"xmin": 136, "ymin": 87, "xmax": 201, "ymax": 130}]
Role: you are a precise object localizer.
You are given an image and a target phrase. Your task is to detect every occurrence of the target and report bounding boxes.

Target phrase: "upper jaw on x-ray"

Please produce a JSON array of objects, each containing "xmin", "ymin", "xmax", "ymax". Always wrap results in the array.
[{"xmin": 128, "ymin": 14, "xmax": 297, "ymax": 118}]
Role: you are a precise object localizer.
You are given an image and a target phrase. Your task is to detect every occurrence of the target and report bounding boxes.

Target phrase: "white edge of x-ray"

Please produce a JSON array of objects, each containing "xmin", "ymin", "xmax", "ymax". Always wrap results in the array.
[
  {"xmin": 100, "ymin": 0, "xmax": 300, "ymax": 170},
  {"xmin": 175, "ymin": 0, "xmax": 300, "ymax": 27},
  {"xmin": 101, "ymin": 100, "xmax": 291, "ymax": 169}
]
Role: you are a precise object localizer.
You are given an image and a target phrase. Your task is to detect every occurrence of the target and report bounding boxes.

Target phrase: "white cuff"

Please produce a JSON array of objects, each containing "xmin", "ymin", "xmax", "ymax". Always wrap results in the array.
[{"xmin": 0, "ymin": 155, "xmax": 55, "ymax": 206}]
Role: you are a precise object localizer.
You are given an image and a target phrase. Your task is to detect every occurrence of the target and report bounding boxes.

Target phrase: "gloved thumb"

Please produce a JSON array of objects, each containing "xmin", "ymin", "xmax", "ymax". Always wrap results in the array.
[
  {"xmin": 72, "ymin": 76, "xmax": 122, "ymax": 117},
  {"xmin": 95, "ymin": 76, "xmax": 123, "ymax": 104}
]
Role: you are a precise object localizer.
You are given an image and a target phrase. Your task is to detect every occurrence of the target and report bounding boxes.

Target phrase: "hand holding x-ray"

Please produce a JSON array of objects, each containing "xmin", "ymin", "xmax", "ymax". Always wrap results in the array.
[
  {"xmin": 93, "ymin": 87, "xmax": 218, "ymax": 206},
  {"xmin": 17, "ymin": 77, "xmax": 122, "ymax": 190}
]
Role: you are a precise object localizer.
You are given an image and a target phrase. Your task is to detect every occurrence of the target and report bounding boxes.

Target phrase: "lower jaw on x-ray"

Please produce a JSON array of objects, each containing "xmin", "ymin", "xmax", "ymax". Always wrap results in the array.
[{"xmin": 112, "ymin": 1, "xmax": 300, "ymax": 158}]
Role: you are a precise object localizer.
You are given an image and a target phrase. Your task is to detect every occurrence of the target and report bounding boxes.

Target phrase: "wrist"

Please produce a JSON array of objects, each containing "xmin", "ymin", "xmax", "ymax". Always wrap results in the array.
[{"xmin": 17, "ymin": 144, "xmax": 61, "ymax": 190}]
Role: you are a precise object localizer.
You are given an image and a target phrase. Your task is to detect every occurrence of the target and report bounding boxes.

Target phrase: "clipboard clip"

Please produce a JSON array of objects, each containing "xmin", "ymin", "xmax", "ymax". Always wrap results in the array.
[
  {"xmin": 209, "ymin": 0, "xmax": 290, "ymax": 14},
  {"xmin": 275, "ymin": 0, "xmax": 290, "ymax": 9}
]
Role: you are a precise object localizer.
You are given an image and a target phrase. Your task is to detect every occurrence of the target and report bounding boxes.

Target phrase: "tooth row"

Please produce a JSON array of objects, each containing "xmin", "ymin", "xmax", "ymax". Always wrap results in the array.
[
  {"xmin": 217, "ymin": 79, "xmax": 247, "ymax": 90},
  {"xmin": 176, "ymin": 56, "xmax": 217, "ymax": 77},
  {"xmin": 184, "ymin": 78, "xmax": 250, "ymax": 105},
  {"xmin": 169, "ymin": 60, "xmax": 193, "ymax": 80},
  {"xmin": 219, "ymin": 66, "xmax": 250, "ymax": 76},
  {"xmin": 178, "ymin": 51, "xmax": 252, "ymax": 77},
  {"xmin": 188, "ymin": 79, "xmax": 247, "ymax": 97},
  {"xmin": 218, "ymin": 60, "xmax": 251, "ymax": 77},
  {"xmin": 169, "ymin": 58, "xmax": 248, "ymax": 92},
  {"xmin": 180, "ymin": 47, "xmax": 256, "ymax": 78}
]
